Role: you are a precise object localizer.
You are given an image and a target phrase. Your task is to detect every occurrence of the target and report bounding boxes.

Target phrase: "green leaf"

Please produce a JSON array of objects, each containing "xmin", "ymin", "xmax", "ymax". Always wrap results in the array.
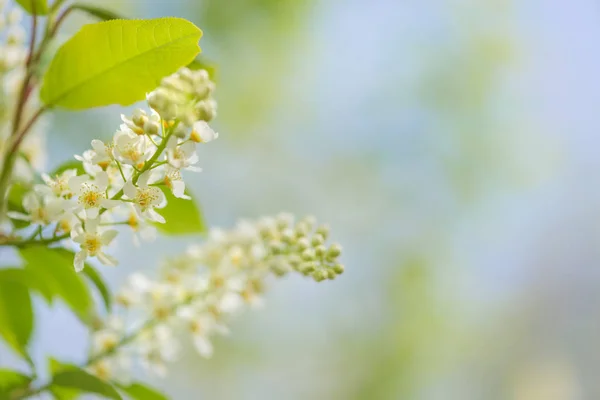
[
  {"xmin": 48, "ymin": 358, "xmax": 80, "ymax": 400},
  {"xmin": 51, "ymin": 160, "xmax": 85, "ymax": 177},
  {"xmin": 0, "ymin": 267, "xmax": 53, "ymax": 304},
  {"xmin": 15, "ymin": 0, "xmax": 48, "ymax": 15},
  {"xmin": 187, "ymin": 56, "xmax": 218, "ymax": 80},
  {"xmin": 52, "ymin": 368, "xmax": 122, "ymax": 400},
  {"xmin": 19, "ymin": 247, "xmax": 94, "ymax": 324},
  {"xmin": 71, "ymin": 3, "xmax": 125, "ymax": 21},
  {"xmin": 117, "ymin": 382, "xmax": 168, "ymax": 400},
  {"xmin": 82, "ymin": 264, "xmax": 112, "ymax": 311},
  {"xmin": 41, "ymin": 18, "xmax": 202, "ymax": 109},
  {"xmin": 0, "ymin": 272, "xmax": 33, "ymax": 358},
  {"xmin": 0, "ymin": 369, "xmax": 32, "ymax": 394},
  {"xmin": 7, "ymin": 182, "xmax": 31, "ymax": 229},
  {"xmin": 156, "ymin": 186, "xmax": 206, "ymax": 235}
]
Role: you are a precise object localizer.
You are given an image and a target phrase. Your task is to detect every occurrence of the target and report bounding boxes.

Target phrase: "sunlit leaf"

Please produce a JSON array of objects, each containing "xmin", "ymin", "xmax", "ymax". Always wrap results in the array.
[
  {"xmin": 117, "ymin": 382, "xmax": 168, "ymax": 400},
  {"xmin": 155, "ymin": 186, "xmax": 206, "ymax": 235},
  {"xmin": 15, "ymin": 0, "xmax": 48, "ymax": 15},
  {"xmin": 52, "ymin": 368, "xmax": 122, "ymax": 400},
  {"xmin": 0, "ymin": 369, "xmax": 32, "ymax": 394},
  {"xmin": 41, "ymin": 18, "xmax": 202, "ymax": 109},
  {"xmin": 0, "ymin": 271, "xmax": 33, "ymax": 358},
  {"xmin": 70, "ymin": 3, "xmax": 125, "ymax": 21},
  {"xmin": 19, "ymin": 247, "xmax": 94, "ymax": 324}
]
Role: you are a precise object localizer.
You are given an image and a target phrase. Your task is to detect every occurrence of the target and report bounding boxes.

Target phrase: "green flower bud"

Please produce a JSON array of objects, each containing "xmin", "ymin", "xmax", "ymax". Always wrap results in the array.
[
  {"xmin": 316, "ymin": 224, "xmax": 330, "ymax": 240},
  {"xmin": 314, "ymin": 245, "xmax": 326, "ymax": 257},
  {"xmin": 312, "ymin": 269, "xmax": 328, "ymax": 282},
  {"xmin": 327, "ymin": 243, "xmax": 342, "ymax": 259},
  {"xmin": 302, "ymin": 248, "xmax": 316, "ymax": 261},
  {"xmin": 299, "ymin": 262, "xmax": 316, "ymax": 275},
  {"xmin": 311, "ymin": 234, "xmax": 324, "ymax": 246},
  {"xmin": 332, "ymin": 263, "xmax": 345, "ymax": 274},
  {"xmin": 297, "ymin": 237, "xmax": 310, "ymax": 250}
]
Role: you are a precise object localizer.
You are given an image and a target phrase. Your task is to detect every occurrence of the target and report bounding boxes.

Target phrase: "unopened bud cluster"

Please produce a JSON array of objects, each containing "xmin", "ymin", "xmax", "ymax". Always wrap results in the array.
[
  {"xmin": 147, "ymin": 68, "xmax": 217, "ymax": 127},
  {"xmin": 87, "ymin": 214, "xmax": 343, "ymax": 380}
]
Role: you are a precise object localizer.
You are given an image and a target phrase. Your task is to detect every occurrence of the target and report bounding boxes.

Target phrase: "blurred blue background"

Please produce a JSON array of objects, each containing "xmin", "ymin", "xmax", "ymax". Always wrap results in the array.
[{"xmin": 6, "ymin": 0, "xmax": 600, "ymax": 398}]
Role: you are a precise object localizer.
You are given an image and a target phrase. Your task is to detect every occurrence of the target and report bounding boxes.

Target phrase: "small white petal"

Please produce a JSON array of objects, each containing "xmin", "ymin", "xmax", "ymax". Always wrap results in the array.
[
  {"xmin": 68, "ymin": 174, "xmax": 89, "ymax": 193},
  {"xmin": 171, "ymin": 181, "xmax": 189, "ymax": 199},
  {"xmin": 97, "ymin": 252, "xmax": 118, "ymax": 267},
  {"xmin": 74, "ymin": 251, "xmax": 87, "ymax": 272},
  {"xmin": 100, "ymin": 199, "xmax": 120, "ymax": 209},
  {"xmin": 145, "ymin": 209, "xmax": 165, "ymax": 224},
  {"xmin": 85, "ymin": 207, "xmax": 99, "ymax": 219},
  {"xmin": 6, "ymin": 211, "xmax": 30, "ymax": 221},
  {"xmin": 192, "ymin": 335, "xmax": 213, "ymax": 358},
  {"xmin": 137, "ymin": 171, "xmax": 151, "ymax": 188},
  {"xmin": 95, "ymin": 171, "xmax": 109, "ymax": 190},
  {"xmin": 123, "ymin": 181, "xmax": 136, "ymax": 198},
  {"xmin": 101, "ymin": 229, "xmax": 118, "ymax": 245}
]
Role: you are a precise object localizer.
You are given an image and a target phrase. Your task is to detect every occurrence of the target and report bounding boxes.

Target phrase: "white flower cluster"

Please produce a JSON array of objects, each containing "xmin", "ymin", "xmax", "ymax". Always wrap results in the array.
[
  {"xmin": 7, "ymin": 67, "xmax": 219, "ymax": 271},
  {"xmin": 87, "ymin": 214, "xmax": 344, "ymax": 380}
]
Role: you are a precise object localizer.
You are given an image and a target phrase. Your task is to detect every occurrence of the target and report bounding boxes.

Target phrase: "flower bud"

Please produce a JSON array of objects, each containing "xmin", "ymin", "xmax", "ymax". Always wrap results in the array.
[
  {"xmin": 299, "ymin": 261, "xmax": 316, "ymax": 274},
  {"xmin": 332, "ymin": 263, "xmax": 345, "ymax": 274},
  {"xmin": 314, "ymin": 245, "xmax": 326, "ymax": 257},
  {"xmin": 144, "ymin": 119, "xmax": 160, "ymax": 136},
  {"xmin": 296, "ymin": 237, "xmax": 310, "ymax": 250},
  {"xmin": 302, "ymin": 248, "xmax": 316, "ymax": 261},
  {"xmin": 316, "ymin": 224, "xmax": 330, "ymax": 240},
  {"xmin": 327, "ymin": 243, "xmax": 342, "ymax": 259},
  {"xmin": 312, "ymin": 269, "xmax": 328, "ymax": 282},
  {"xmin": 311, "ymin": 234, "xmax": 324, "ymax": 246}
]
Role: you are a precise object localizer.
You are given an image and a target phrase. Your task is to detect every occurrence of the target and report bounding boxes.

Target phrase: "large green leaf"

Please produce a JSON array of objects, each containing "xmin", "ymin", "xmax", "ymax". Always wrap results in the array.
[
  {"xmin": 0, "ymin": 369, "xmax": 32, "ymax": 397},
  {"xmin": 15, "ymin": 0, "xmax": 48, "ymax": 15},
  {"xmin": 52, "ymin": 368, "xmax": 122, "ymax": 400},
  {"xmin": 117, "ymin": 382, "xmax": 168, "ymax": 400},
  {"xmin": 156, "ymin": 186, "xmax": 206, "ymax": 235},
  {"xmin": 19, "ymin": 247, "xmax": 94, "ymax": 324},
  {"xmin": 41, "ymin": 18, "xmax": 202, "ymax": 109},
  {"xmin": 0, "ymin": 271, "xmax": 33, "ymax": 358}
]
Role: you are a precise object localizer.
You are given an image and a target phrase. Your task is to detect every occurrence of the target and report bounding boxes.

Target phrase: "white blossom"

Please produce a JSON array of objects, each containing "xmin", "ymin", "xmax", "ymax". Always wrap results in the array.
[
  {"xmin": 71, "ymin": 218, "xmax": 118, "ymax": 272},
  {"xmin": 68, "ymin": 171, "xmax": 120, "ymax": 219},
  {"xmin": 123, "ymin": 171, "xmax": 166, "ymax": 223}
]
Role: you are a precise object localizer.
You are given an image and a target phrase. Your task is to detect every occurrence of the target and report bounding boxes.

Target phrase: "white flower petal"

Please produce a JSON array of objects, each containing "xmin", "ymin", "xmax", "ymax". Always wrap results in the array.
[
  {"xmin": 145, "ymin": 209, "xmax": 165, "ymax": 224},
  {"xmin": 85, "ymin": 207, "xmax": 99, "ymax": 219},
  {"xmin": 95, "ymin": 171, "xmax": 109, "ymax": 190},
  {"xmin": 74, "ymin": 251, "xmax": 87, "ymax": 272},
  {"xmin": 123, "ymin": 181, "xmax": 136, "ymax": 198},
  {"xmin": 101, "ymin": 229, "xmax": 118, "ymax": 245},
  {"xmin": 6, "ymin": 211, "xmax": 30, "ymax": 221},
  {"xmin": 137, "ymin": 171, "xmax": 151, "ymax": 188},
  {"xmin": 68, "ymin": 174, "xmax": 89, "ymax": 193},
  {"xmin": 97, "ymin": 252, "xmax": 118, "ymax": 267},
  {"xmin": 192, "ymin": 335, "xmax": 213, "ymax": 358}
]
